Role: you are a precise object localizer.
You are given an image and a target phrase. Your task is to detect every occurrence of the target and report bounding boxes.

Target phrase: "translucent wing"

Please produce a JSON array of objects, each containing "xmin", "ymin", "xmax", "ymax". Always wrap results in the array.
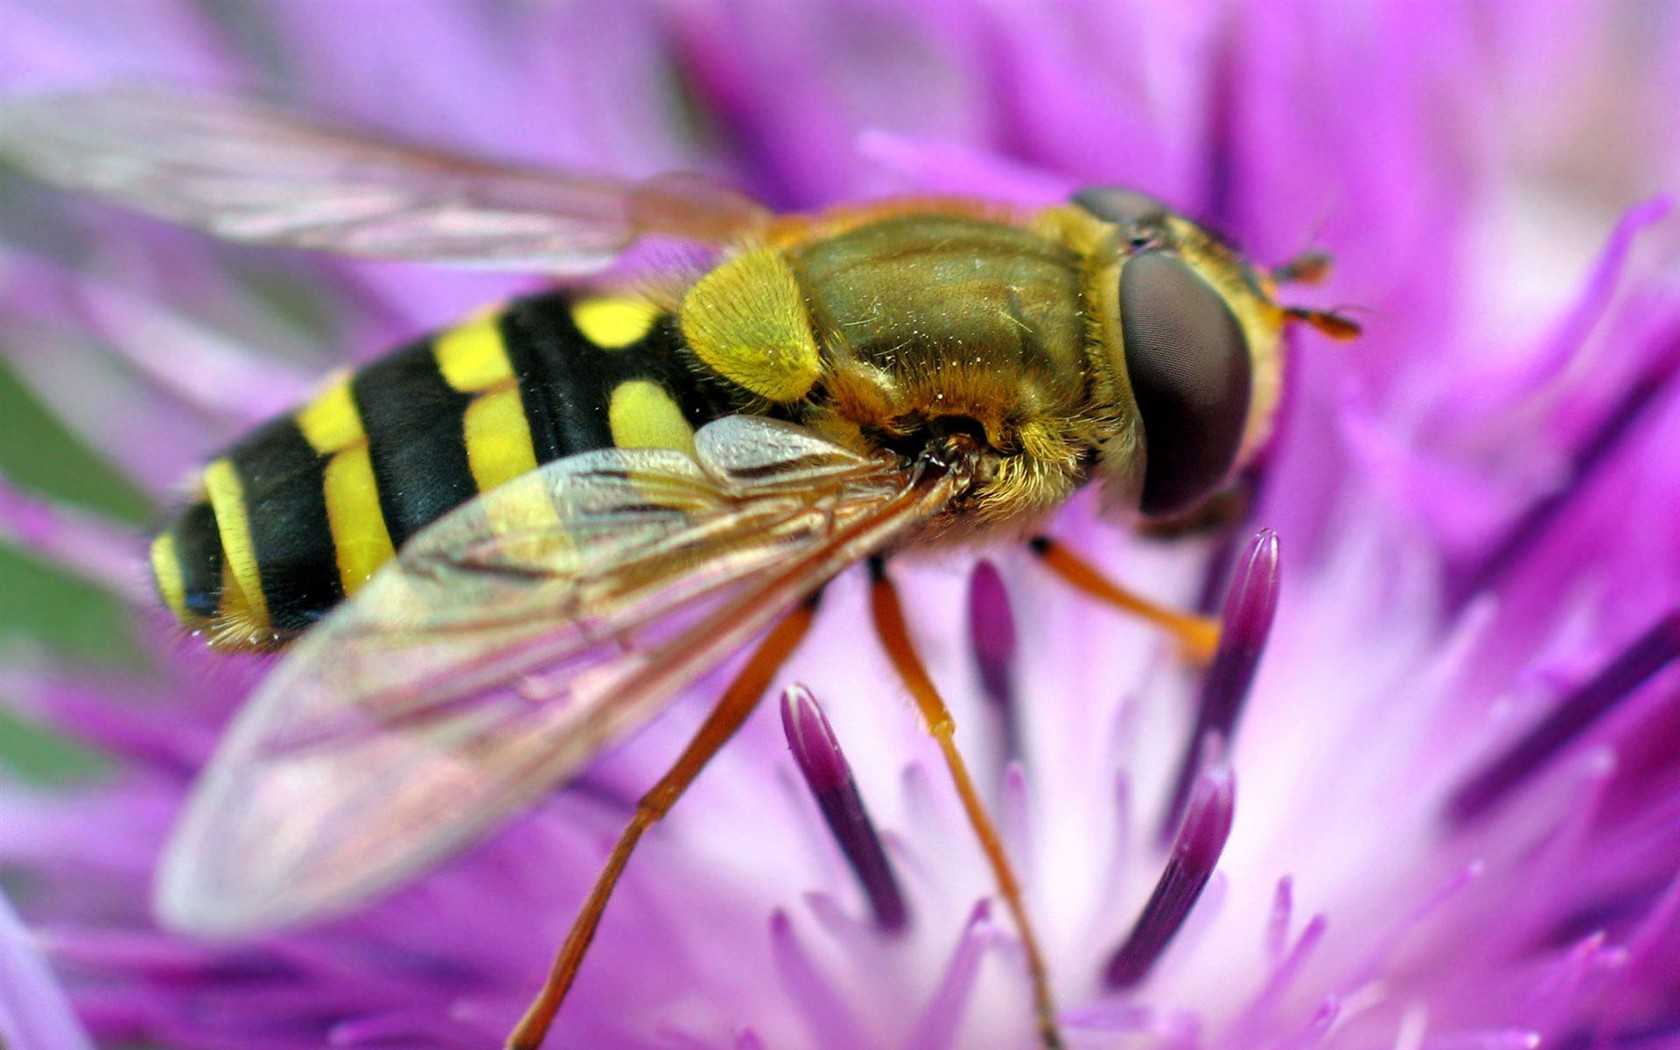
[
  {"xmin": 156, "ymin": 416, "xmax": 953, "ymax": 934},
  {"xmin": 0, "ymin": 88, "xmax": 771, "ymax": 271}
]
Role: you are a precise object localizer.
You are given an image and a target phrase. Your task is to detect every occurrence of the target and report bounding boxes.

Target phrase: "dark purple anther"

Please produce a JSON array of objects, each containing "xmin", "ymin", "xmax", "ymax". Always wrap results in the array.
[
  {"xmin": 1107, "ymin": 764, "xmax": 1236, "ymax": 989},
  {"xmin": 780, "ymin": 684, "xmax": 908, "ymax": 932},
  {"xmin": 1447, "ymin": 607, "xmax": 1680, "ymax": 826},
  {"xmin": 968, "ymin": 560, "xmax": 1016, "ymax": 709},
  {"xmin": 1161, "ymin": 529, "xmax": 1280, "ymax": 838},
  {"xmin": 968, "ymin": 560, "xmax": 1020, "ymax": 758}
]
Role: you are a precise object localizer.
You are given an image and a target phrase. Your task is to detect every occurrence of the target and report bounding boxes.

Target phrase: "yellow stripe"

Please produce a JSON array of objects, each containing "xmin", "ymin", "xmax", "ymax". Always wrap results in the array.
[
  {"xmin": 463, "ymin": 384, "xmax": 540, "ymax": 493},
  {"xmin": 298, "ymin": 366, "xmax": 396, "ymax": 596},
  {"xmin": 149, "ymin": 532, "xmax": 192, "ymax": 622},
  {"xmin": 573, "ymin": 297, "xmax": 662, "ymax": 350},
  {"xmin": 202, "ymin": 458, "xmax": 270, "ymax": 631},
  {"xmin": 296, "ymin": 375, "xmax": 362, "ymax": 454},
  {"xmin": 608, "ymin": 379, "xmax": 695, "ymax": 456},
  {"xmin": 435, "ymin": 312, "xmax": 515, "ymax": 392},
  {"xmin": 322, "ymin": 444, "xmax": 397, "ymax": 595}
]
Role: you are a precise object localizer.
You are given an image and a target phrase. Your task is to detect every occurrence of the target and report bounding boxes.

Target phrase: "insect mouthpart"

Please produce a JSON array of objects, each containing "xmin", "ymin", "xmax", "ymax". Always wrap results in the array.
[
  {"xmin": 917, "ymin": 417, "xmax": 999, "ymax": 494},
  {"xmin": 872, "ymin": 413, "xmax": 998, "ymax": 482}
]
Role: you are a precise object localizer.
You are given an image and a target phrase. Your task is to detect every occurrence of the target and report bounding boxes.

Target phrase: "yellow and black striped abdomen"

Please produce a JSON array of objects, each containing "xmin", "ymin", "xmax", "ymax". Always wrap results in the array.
[{"xmin": 150, "ymin": 290, "xmax": 740, "ymax": 649}]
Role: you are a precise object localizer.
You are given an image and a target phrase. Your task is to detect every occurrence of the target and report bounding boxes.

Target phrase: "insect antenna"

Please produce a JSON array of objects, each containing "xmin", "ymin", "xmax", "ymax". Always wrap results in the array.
[
  {"xmin": 1271, "ymin": 249, "xmax": 1334, "ymax": 285},
  {"xmin": 1284, "ymin": 305, "xmax": 1363, "ymax": 341},
  {"xmin": 1272, "ymin": 243, "xmax": 1363, "ymax": 339}
]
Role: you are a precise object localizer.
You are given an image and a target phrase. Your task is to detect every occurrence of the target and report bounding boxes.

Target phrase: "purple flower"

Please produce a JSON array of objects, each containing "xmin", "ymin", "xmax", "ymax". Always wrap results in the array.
[
  {"xmin": 4, "ymin": 3, "xmax": 1680, "ymax": 1048},
  {"xmin": 0, "ymin": 884, "xmax": 93, "ymax": 1050}
]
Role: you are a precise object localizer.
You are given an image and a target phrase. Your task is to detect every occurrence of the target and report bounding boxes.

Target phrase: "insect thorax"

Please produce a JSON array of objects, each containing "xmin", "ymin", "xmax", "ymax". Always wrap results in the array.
[{"xmin": 679, "ymin": 206, "xmax": 1135, "ymax": 539}]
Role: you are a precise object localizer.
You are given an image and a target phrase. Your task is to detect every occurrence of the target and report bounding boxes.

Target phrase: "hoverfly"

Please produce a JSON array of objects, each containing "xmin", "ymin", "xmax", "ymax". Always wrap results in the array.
[{"xmin": 0, "ymin": 88, "xmax": 1355, "ymax": 1049}]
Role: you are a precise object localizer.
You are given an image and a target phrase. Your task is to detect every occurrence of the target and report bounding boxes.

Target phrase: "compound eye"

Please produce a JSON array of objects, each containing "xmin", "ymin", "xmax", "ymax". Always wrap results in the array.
[
  {"xmin": 1073, "ymin": 187, "xmax": 1170, "ymax": 227},
  {"xmin": 1120, "ymin": 250, "xmax": 1253, "ymax": 517}
]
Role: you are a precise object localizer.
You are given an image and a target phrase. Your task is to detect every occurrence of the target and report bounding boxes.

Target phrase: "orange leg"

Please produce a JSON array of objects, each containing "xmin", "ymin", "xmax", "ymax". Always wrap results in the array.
[
  {"xmin": 1029, "ymin": 536, "xmax": 1220, "ymax": 663},
  {"xmin": 506, "ymin": 598, "xmax": 819, "ymax": 1050},
  {"xmin": 868, "ymin": 559, "xmax": 1065, "ymax": 1050}
]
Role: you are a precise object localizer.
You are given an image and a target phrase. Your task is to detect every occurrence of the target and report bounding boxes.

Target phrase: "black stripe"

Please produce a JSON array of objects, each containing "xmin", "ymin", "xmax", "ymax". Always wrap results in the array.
[
  {"xmin": 352, "ymin": 340, "xmax": 478, "ymax": 549},
  {"xmin": 501, "ymin": 294, "xmax": 616, "ymax": 461},
  {"xmin": 229, "ymin": 418, "xmax": 342, "ymax": 632},
  {"xmin": 170, "ymin": 500, "xmax": 224, "ymax": 618},
  {"xmin": 502, "ymin": 292, "xmax": 739, "ymax": 462},
  {"xmin": 620, "ymin": 314, "xmax": 738, "ymax": 428}
]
